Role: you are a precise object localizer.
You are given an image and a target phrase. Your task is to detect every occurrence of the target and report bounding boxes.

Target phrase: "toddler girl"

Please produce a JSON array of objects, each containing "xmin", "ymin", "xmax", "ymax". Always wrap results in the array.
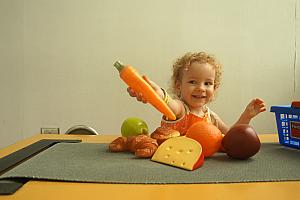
[{"xmin": 128, "ymin": 52, "xmax": 266, "ymax": 135}]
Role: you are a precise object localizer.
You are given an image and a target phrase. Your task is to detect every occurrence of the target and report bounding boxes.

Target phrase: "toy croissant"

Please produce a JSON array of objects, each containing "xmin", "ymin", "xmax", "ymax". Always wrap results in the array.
[{"xmin": 109, "ymin": 127, "xmax": 180, "ymax": 158}]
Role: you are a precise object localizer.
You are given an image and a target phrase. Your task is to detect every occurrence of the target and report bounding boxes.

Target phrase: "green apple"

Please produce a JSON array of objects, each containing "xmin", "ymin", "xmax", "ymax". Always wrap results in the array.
[{"xmin": 121, "ymin": 117, "xmax": 149, "ymax": 137}]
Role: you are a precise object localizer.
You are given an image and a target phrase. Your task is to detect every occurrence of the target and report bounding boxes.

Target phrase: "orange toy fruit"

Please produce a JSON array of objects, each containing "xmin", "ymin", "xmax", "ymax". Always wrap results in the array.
[{"xmin": 186, "ymin": 121, "xmax": 222, "ymax": 157}]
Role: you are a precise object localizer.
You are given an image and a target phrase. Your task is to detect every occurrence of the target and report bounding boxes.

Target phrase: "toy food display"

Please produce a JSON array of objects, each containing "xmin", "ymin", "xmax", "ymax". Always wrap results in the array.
[
  {"xmin": 121, "ymin": 117, "xmax": 149, "ymax": 137},
  {"xmin": 108, "ymin": 136, "xmax": 128, "ymax": 152},
  {"xmin": 271, "ymin": 102, "xmax": 300, "ymax": 149},
  {"xmin": 109, "ymin": 135, "xmax": 158, "ymax": 158},
  {"xmin": 291, "ymin": 101, "xmax": 300, "ymax": 108},
  {"xmin": 222, "ymin": 124, "xmax": 260, "ymax": 159},
  {"xmin": 151, "ymin": 136, "xmax": 204, "ymax": 170},
  {"xmin": 150, "ymin": 127, "xmax": 180, "ymax": 145},
  {"xmin": 113, "ymin": 61, "xmax": 176, "ymax": 120},
  {"xmin": 185, "ymin": 121, "xmax": 222, "ymax": 157}
]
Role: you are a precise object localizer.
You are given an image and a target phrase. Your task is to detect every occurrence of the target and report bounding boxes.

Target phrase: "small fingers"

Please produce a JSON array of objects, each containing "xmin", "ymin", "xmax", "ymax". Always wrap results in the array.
[
  {"xmin": 253, "ymin": 98, "xmax": 266, "ymax": 107},
  {"xmin": 136, "ymin": 92, "xmax": 143, "ymax": 101},
  {"xmin": 260, "ymin": 107, "xmax": 267, "ymax": 112},
  {"xmin": 142, "ymin": 75, "xmax": 151, "ymax": 85},
  {"xmin": 254, "ymin": 98, "xmax": 266, "ymax": 113},
  {"xmin": 127, "ymin": 87, "xmax": 138, "ymax": 97},
  {"xmin": 127, "ymin": 87, "xmax": 148, "ymax": 103},
  {"xmin": 136, "ymin": 91, "xmax": 148, "ymax": 104},
  {"xmin": 254, "ymin": 98, "xmax": 264, "ymax": 104},
  {"xmin": 258, "ymin": 104, "xmax": 267, "ymax": 112},
  {"xmin": 142, "ymin": 75, "xmax": 160, "ymax": 91}
]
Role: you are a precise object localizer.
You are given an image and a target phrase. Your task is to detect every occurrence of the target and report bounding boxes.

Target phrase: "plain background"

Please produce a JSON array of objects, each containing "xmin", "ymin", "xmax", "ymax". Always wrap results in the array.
[{"xmin": 0, "ymin": 0, "xmax": 299, "ymax": 149}]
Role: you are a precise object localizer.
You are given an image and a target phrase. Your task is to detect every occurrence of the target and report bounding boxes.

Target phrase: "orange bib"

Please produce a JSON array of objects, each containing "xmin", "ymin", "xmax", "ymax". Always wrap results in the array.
[{"xmin": 161, "ymin": 106, "xmax": 211, "ymax": 135}]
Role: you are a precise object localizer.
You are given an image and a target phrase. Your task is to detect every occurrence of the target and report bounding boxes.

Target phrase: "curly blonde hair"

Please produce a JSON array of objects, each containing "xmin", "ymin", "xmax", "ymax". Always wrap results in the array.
[{"xmin": 169, "ymin": 52, "xmax": 222, "ymax": 98}]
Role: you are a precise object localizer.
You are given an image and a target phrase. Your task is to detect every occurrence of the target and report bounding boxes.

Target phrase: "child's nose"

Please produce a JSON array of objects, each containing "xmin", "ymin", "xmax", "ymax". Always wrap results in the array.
[{"xmin": 197, "ymin": 84, "xmax": 206, "ymax": 91}]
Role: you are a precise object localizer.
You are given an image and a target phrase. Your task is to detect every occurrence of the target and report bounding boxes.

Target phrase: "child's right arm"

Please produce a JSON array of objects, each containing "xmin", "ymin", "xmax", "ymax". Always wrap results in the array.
[
  {"xmin": 127, "ymin": 76, "xmax": 185, "ymax": 120},
  {"xmin": 211, "ymin": 98, "xmax": 266, "ymax": 135}
]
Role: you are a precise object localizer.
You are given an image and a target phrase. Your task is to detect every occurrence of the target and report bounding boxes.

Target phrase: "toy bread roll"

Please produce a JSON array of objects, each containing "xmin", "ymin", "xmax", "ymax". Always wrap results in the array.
[
  {"xmin": 150, "ymin": 127, "xmax": 180, "ymax": 145},
  {"xmin": 151, "ymin": 136, "xmax": 204, "ymax": 171}
]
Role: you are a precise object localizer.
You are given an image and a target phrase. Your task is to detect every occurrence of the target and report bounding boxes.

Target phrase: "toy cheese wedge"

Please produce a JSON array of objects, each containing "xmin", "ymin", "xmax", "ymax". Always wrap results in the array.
[{"xmin": 151, "ymin": 136, "xmax": 204, "ymax": 170}]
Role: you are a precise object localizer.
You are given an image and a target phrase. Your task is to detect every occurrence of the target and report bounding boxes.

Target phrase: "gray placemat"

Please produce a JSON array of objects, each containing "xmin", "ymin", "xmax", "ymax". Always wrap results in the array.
[{"xmin": 1, "ymin": 143, "xmax": 300, "ymax": 184}]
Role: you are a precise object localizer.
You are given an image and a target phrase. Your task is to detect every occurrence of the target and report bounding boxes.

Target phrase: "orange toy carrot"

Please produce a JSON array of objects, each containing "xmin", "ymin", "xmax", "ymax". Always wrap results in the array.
[{"xmin": 114, "ymin": 61, "xmax": 176, "ymax": 120}]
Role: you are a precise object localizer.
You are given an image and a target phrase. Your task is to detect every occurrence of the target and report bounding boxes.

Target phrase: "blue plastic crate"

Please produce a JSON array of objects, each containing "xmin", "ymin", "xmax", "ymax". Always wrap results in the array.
[{"xmin": 270, "ymin": 105, "xmax": 300, "ymax": 149}]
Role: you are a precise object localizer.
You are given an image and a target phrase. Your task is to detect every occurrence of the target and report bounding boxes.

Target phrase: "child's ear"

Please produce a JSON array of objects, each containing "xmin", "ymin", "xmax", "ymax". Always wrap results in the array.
[
  {"xmin": 175, "ymin": 81, "xmax": 181, "ymax": 95},
  {"xmin": 214, "ymin": 83, "xmax": 219, "ymax": 90}
]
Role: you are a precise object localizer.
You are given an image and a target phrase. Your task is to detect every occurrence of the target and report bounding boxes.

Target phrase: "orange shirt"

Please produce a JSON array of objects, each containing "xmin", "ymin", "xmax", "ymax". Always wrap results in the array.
[{"xmin": 161, "ymin": 105, "xmax": 213, "ymax": 135}]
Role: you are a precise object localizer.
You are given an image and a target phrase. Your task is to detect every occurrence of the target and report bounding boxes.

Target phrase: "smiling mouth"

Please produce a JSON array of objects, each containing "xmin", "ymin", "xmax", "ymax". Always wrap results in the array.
[{"xmin": 192, "ymin": 95, "xmax": 206, "ymax": 99}]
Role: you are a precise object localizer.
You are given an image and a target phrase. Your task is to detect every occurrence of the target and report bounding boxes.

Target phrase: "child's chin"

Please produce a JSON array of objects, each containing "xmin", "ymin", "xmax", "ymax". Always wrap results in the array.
[{"xmin": 191, "ymin": 102, "xmax": 206, "ymax": 108}]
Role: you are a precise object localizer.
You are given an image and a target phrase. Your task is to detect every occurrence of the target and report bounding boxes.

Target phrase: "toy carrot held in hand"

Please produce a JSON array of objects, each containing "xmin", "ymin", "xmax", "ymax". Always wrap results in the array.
[{"xmin": 114, "ymin": 61, "xmax": 176, "ymax": 120}]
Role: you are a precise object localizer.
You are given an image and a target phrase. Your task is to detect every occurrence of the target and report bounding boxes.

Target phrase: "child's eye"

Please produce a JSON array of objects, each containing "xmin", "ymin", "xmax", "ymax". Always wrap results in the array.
[
  {"xmin": 188, "ymin": 80, "xmax": 197, "ymax": 84},
  {"xmin": 205, "ymin": 82, "xmax": 213, "ymax": 86}
]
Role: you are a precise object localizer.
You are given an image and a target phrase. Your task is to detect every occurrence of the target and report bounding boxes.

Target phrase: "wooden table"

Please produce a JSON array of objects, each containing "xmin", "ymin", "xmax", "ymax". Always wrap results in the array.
[{"xmin": 0, "ymin": 134, "xmax": 299, "ymax": 200}]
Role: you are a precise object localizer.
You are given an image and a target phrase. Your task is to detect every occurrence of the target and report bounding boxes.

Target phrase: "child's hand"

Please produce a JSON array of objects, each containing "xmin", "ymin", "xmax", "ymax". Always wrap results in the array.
[
  {"xmin": 244, "ymin": 98, "xmax": 266, "ymax": 119},
  {"xmin": 127, "ymin": 75, "xmax": 163, "ymax": 104}
]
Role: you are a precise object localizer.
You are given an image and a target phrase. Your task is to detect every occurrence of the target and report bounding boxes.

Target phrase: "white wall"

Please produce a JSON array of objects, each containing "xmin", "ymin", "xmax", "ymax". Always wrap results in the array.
[
  {"xmin": 1, "ymin": 0, "xmax": 299, "ymax": 148},
  {"xmin": 0, "ymin": 0, "xmax": 24, "ymax": 148}
]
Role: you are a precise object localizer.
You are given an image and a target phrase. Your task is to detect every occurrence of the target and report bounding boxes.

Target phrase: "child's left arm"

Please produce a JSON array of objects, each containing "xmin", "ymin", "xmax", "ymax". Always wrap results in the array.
[{"xmin": 235, "ymin": 98, "xmax": 266, "ymax": 125}]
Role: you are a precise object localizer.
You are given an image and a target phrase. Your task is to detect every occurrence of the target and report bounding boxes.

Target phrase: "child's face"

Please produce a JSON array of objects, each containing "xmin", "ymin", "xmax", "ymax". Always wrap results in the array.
[{"xmin": 176, "ymin": 62, "xmax": 216, "ymax": 110}]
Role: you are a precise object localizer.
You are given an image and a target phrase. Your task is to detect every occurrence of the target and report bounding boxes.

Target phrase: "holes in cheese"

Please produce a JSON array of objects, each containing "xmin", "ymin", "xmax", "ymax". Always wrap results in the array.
[{"xmin": 151, "ymin": 136, "xmax": 204, "ymax": 171}]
